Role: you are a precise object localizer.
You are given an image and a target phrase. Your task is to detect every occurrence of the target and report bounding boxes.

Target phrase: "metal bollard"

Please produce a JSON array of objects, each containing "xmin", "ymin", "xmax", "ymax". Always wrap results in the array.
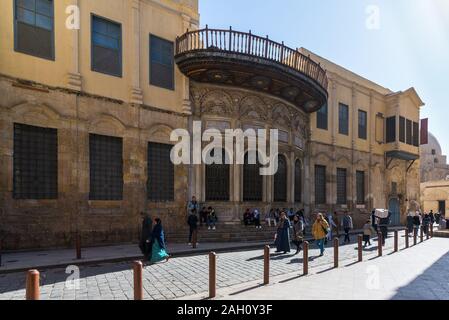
[
  {"xmin": 133, "ymin": 261, "xmax": 143, "ymax": 300},
  {"xmin": 394, "ymin": 230, "xmax": 398, "ymax": 252},
  {"xmin": 209, "ymin": 252, "xmax": 216, "ymax": 298},
  {"xmin": 358, "ymin": 235, "xmax": 363, "ymax": 262},
  {"xmin": 303, "ymin": 241, "xmax": 309, "ymax": 275},
  {"xmin": 263, "ymin": 245, "xmax": 270, "ymax": 285},
  {"xmin": 405, "ymin": 229, "xmax": 409, "ymax": 249},
  {"xmin": 420, "ymin": 227, "xmax": 424, "ymax": 243},
  {"xmin": 378, "ymin": 233, "xmax": 383, "ymax": 257},
  {"xmin": 26, "ymin": 270, "xmax": 40, "ymax": 300},
  {"xmin": 334, "ymin": 238, "xmax": 339, "ymax": 268},
  {"xmin": 76, "ymin": 232, "xmax": 81, "ymax": 260},
  {"xmin": 414, "ymin": 229, "xmax": 417, "ymax": 246}
]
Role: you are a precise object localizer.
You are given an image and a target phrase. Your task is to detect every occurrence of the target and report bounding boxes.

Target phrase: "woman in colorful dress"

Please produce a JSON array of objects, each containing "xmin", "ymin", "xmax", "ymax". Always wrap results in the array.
[{"xmin": 150, "ymin": 218, "xmax": 170, "ymax": 264}]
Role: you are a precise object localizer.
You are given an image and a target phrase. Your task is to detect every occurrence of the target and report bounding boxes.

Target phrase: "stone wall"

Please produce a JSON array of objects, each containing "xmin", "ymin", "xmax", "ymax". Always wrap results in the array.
[{"xmin": 0, "ymin": 75, "xmax": 189, "ymax": 250}]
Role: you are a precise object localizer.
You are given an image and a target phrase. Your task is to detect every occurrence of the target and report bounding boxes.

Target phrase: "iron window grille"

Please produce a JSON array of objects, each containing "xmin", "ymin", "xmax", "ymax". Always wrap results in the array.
[
  {"xmin": 13, "ymin": 123, "xmax": 58, "ymax": 199},
  {"xmin": 205, "ymin": 149, "xmax": 230, "ymax": 201},
  {"xmin": 336, "ymin": 168, "xmax": 347, "ymax": 205},
  {"xmin": 150, "ymin": 34, "xmax": 174, "ymax": 90},
  {"xmin": 315, "ymin": 165, "xmax": 326, "ymax": 204},
  {"xmin": 147, "ymin": 142, "xmax": 174, "ymax": 202},
  {"xmin": 243, "ymin": 153, "xmax": 263, "ymax": 202},
  {"xmin": 274, "ymin": 155, "xmax": 287, "ymax": 202},
  {"xmin": 356, "ymin": 170, "xmax": 365, "ymax": 205},
  {"xmin": 14, "ymin": 0, "xmax": 54, "ymax": 60},
  {"xmin": 91, "ymin": 15, "xmax": 122, "ymax": 77},
  {"xmin": 89, "ymin": 134, "xmax": 123, "ymax": 200}
]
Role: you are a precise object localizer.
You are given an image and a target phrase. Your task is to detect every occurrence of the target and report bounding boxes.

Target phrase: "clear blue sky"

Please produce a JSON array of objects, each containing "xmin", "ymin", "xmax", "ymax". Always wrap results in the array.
[{"xmin": 199, "ymin": 0, "xmax": 449, "ymax": 155}]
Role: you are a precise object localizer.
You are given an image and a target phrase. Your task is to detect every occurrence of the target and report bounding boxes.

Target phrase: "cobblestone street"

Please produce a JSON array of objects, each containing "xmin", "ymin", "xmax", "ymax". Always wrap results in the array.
[{"xmin": 0, "ymin": 232, "xmax": 409, "ymax": 300}]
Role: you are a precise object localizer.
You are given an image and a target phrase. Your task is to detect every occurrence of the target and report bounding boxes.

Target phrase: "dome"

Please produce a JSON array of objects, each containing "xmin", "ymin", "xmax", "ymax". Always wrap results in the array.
[{"xmin": 421, "ymin": 132, "xmax": 443, "ymax": 156}]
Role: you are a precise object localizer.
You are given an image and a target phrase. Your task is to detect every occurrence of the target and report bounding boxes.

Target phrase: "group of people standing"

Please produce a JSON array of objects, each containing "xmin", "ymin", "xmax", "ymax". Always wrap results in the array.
[
  {"xmin": 187, "ymin": 196, "xmax": 218, "ymax": 246},
  {"xmin": 406, "ymin": 210, "xmax": 439, "ymax": 236},
  {"xmin": 139, "ymin": 214, "xmax": 170, "ymax": 265},
  {"xmin": 273, "ymin": 211, "xmax": 357, "ymax": 257}
]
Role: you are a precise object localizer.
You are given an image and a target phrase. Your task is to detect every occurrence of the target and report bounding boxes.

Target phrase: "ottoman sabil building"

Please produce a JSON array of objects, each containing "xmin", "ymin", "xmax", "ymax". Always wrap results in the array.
[{"xmin": 0, "ymin": 0, "xmax": 425, "ymax": 250}]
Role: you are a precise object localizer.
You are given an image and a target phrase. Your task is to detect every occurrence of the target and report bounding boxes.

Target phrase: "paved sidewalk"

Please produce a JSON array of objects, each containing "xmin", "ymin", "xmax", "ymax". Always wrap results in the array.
[
  {"xmin": 181, "ymin": 237, "xmax": 449, "ymax": 300},
  {"xmin": 0, "ymin": 241, "xmax": 270, "ymax": 274},
  {"xmin": 0, "ymin": 227, "xmax": 383, "ymax": 273}
]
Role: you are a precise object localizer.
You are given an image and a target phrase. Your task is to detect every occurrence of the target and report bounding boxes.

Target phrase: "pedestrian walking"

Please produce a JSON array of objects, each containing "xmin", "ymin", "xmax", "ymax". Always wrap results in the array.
[
  {"xmin": 312, "ymin": 213, "xmax": 329, "ymax": 256},
  {"xmin": 139, "ymin": 212, "xmax": 153, "ymax": 262},
  {"xmin": 274, "ymin": 212, "xmax": 291, "ymax": 254},
  {"xmin": 371, "ymin": 209, "xmax": 378, "ymax": 233},
  {"xmin": 292, "ymin": 215, "xmax": 304, "ymax": 255},
  {"xmin": 413, "ymin": 212, "xmax": 421, "ymax": 234},
  {"xmin": 149, "ymin": 218, "xmax": 170, "ymax": 264},
  {"xmin": 333, "ymin": 211, "xmax": 340, "ymax": 238},
  {"xmin": 342, "ymin": 213, "xmax": 353, "ymax": 244},
  {"xmin": 187, "ymin": 196, "xmax": 200, "ymax": 215},
  {"xmin": 187, "ymin": 211, "xmax": 198, "ymax": 246},
  {"xmin": 363, "ymin": 220, "xmax": 374, "ymax": 247},
  {"xmin": 423, "ymin": 213, "xmax": 431, "ymax": 235},
  {"xmin": 406, "ymin": 212, "xmax": 414, "ymax": 235},
  {"xmin": 254, "ymin": 209, "xmax": 262, "ymax": 229},
  {"xmin": 377, "ymin": 212, "xmax": 391, "ymax": 246},
  {"xmin": 326, "ymin": 212, "xmax": 337, "ymax": 243}
]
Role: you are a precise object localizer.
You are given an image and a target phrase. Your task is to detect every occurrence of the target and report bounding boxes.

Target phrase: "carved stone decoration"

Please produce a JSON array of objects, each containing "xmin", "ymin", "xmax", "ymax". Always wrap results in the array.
[
  {"xmin": 239, "ymin": 95, "xmax": 267, "ymax": 121},
  {"xmin": 272, "ymin": 103, "xmax": 291, "ymax": 128},
  {"xmin": 200, "ymin": 89, "xmax": 234, "ymax": 116}
]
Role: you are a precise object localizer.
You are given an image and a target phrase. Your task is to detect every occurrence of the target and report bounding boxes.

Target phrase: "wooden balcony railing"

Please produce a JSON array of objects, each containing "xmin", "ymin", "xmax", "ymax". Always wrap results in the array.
[{"xmin": 176, "ymin": 26, "xmax": 328, "ymax": 91}]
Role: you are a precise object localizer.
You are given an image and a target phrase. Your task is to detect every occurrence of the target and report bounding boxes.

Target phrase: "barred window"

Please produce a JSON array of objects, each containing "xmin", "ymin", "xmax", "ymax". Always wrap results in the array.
[
  {"xmin": 315, "ymin": 165, "xmax": 326, "ymax": 204},
  {"xmin": 316, "ymin": 103, "xmax": 328, "ymax": 130},
  {"xmin": 91, "ymin": 15, "xmax": 122, "ymax": 77},
  {"xmin": 386, "ymin": 116, "xmax": 396, "ymax": 143},
  {"xmin": 336, "ymin": 168, "xmax": 347, "ymax": 205},
  {"xmin": 294, "ymin": 160, "xmax": 302, "ymax": 203},
  {"xmin": 274, "ymin": 155, "xmax": 287, "ymax": 202},
  {"xmin": 356, "ymin": 170, "xmax": 365, "ymax": 204},
  {"xmin": 148, "ymin": 142, "xmax": 174, "ymax": 202},
  {"xmin": 150, "ymin": 35, "xmax": 174, "ymax": 90},
  {"xmin": 205, "ymin": 149, "xmax": 230, "ymax": 201},
  {"xmin": 339, "ymin": 103, "xmax": 349, "ymax": 135},
  {"xmin": 13, "ymin": 123, "xmax": 58, "ymax": 199},
  {"xmin": 358, "ymin": 110, "xmax": 367, "ymax": 140},
  {"xmin": 89, "ymin": 134, "xmax": 123, "ymax": 200},
  {"xmin": 14, "ymin": 0, "xmax": 54, "ymax": 60},
  {"xmin": 406, "ymin": 119, "xmax": 413, "ymax": 145},
  {"xmin": 399, "ymin": 116, "xmax": 406, "ymax": 143},
  {"xmin": 243, "ymin": 152, "xmax": 263, "ymax": 202}
]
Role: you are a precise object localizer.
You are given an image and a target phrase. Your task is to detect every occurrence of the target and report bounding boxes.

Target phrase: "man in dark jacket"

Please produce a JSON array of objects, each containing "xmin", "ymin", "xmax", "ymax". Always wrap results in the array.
[
  {"xmin": 187, "ymin": 211, "xmax": 199, "ymax": 246},
  {"xmin": 378, "ymin": 212, "xmax": 391, "ymax": 246},
  {"xmin": 139, "ymin": 212, "xmax": 153, "ymax": 261}
]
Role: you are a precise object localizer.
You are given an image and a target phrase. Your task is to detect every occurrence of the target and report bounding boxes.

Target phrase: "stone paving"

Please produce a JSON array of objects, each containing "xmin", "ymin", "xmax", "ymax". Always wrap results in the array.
[{"xmin": 0, "ymin": 232, "xmax": 408, "ymax": 300}]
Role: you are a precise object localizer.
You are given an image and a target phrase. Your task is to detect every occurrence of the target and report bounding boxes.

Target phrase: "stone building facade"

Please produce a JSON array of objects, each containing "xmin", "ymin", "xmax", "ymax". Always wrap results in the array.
[{"xmin": 0, "ymin": 0, "xmax": 426, "ymax": 250}]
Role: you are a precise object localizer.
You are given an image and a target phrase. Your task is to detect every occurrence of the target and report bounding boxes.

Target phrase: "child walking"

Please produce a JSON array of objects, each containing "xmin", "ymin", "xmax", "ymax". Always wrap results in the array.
[{"xmin": 363, "ymin": 220, "xmax": 374, "ymax": 247}]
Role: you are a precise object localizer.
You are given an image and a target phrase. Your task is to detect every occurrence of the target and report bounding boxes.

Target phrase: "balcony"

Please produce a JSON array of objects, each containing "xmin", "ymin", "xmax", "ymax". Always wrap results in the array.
[{"xmin": 175, "ymin": 27, "xmax": 328, "ymax": 113}]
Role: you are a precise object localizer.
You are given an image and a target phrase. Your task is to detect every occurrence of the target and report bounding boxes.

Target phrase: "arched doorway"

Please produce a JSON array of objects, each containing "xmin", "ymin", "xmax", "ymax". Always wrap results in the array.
[{"xmin": 389, "ymin": 198, "xmax": 400, "ymax": 226}]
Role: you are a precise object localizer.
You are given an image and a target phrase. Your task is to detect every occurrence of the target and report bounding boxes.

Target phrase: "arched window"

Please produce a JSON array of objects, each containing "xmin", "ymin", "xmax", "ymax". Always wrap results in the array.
[
  {"xmin": 243, "ymin": 152, "xmax": 263, "ymax": 202},
  {"xmin": 294, "ymin": 160, "xmax": 302, "ymax": 203},
  {"xmin": 274, "ymin": 155, "xmax": 287, "ymax": 202},
  {"xmin": 205, "ymin": 148, "xmax": 230, "ymax": 201}
]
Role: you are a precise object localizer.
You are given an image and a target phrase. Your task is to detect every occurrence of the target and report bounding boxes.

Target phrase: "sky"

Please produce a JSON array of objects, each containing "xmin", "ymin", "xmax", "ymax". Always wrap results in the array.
[{"xmin": 199, "ymin": 0, "xmax": 449, "ymax": 155}]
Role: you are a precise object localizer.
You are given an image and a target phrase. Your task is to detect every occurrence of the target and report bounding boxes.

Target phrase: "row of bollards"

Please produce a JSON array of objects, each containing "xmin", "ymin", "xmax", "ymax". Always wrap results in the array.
[{"xmin": 25, "ymin": 225, "xmax": 435, "ymax": 300}]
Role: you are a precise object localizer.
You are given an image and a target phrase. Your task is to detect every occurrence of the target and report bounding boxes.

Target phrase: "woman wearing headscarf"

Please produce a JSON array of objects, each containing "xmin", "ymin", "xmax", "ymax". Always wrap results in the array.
[
  {"xmin": 274, "ymin": 212, "xmax": 291, "ymax": 254},
  {"xmin": 292, "ymin": 215, "xmax": 304, "ymax": 254},
  {"xmin": 150, "ymin": 218, "xmax": 170, "ymax": 264},
  {"xmin": 139, "ymin": 212, "xmax": 153, "ymax": 262}
]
